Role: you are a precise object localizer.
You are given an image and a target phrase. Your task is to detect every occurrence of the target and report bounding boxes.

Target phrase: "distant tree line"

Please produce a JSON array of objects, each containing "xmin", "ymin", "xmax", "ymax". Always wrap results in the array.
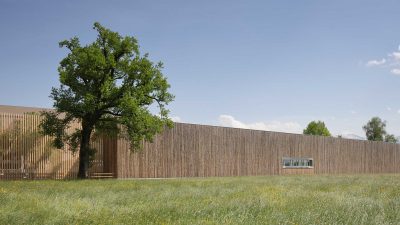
[{"xmin": 303, "ymin": 117, "xmax": 398, "ymax": 143}]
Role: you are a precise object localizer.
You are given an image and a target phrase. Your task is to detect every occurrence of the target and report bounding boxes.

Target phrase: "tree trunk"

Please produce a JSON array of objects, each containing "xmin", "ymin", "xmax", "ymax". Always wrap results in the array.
[{"xmin": 77, "ymin": 123, "xmax": 93, "ymax": 179}]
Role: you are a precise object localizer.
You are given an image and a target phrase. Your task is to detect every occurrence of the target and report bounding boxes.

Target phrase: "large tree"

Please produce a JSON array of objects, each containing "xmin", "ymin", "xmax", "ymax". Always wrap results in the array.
[
  {"xmin": 40, "ymin": 22, "xmax": 174, "ymax": 178},
  {"xmin": 303, "ymin": 121, "xmax": 331, "ymax": 137},
  {"xmin": 363, "ymin": 117, "xmax": 386, "ymax": 141}
]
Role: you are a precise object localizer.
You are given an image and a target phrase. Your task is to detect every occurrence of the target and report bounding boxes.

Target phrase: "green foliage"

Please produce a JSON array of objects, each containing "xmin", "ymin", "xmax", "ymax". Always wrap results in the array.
[
  {"xmin": 39, "ymin": 22, "xmax": 174, "ymax": 177},
  {"xmin": 303, "ymin": 120, "xmax": 331, "ymax": 137},
  {"xmin": 363, "ymin": 117, "xmax": 387, "ymax": 141},
  {"xmin": 384, "ymin": 134, "xmax": 398, "ymax": 143},
  {"xmin": 1, "ymin": 175, "xmax": 400, "ymax": 224}
]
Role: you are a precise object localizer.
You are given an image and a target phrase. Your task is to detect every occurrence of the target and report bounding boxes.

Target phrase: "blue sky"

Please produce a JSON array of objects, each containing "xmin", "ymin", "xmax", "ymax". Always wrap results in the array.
[{"xmin": 1, "ymin": 0, "xmax": 400, "ymax": 137}]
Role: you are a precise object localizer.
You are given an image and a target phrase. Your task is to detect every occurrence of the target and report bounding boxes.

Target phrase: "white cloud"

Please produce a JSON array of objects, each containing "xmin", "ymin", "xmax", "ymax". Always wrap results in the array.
[
  {"xmin": 366, "ymin": 58, "xmax": 386, "ymax": 67},
  {"xmin": 170, "ymin": 116, "xmax": 182, "ymax": 122},
  {"xmin": 339, "ymin": 132, "xmax": 365, "ymax": 140},
  {"xmin": 387, "ymin": 107, "xmax": 392, "ymax": 111},
  {"xmin": 391, "ymin": 68, "xmax": 400, "ymax": 75},
  {"xmin": 397, "ymin": 110, "xmax": 400, "ymax": 114},
  {"xmin": 350, "ymin": 110, "xmax": 357, "ymax": 115},
  {"xmin": 390, "ymin": 52, "xmax": 400, "ymax": 61},
  {"xmin": 218, "ymin": 115, "xmax": 302, "ymax": 134},
  {"xmin": 366, "ymin": 45, "xmax": 400, "ymax": 74}
]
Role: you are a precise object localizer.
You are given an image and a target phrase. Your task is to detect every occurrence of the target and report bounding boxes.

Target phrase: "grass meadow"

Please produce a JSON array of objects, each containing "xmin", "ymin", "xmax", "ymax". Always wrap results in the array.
[{"xmin": 1, "ymin": 175, "xmax": 400, "ymax": 224}]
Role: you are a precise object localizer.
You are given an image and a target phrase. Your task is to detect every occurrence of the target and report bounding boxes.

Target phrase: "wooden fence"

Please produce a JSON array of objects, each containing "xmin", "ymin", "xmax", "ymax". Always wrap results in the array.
[
  {"xmin": 0, "ymin": 113, "xmax": 110, "ymax": 179},
  {"xmin": 116, "ymin": 123, "xmax": 400, "ymax": 178},
  {"xmin": 1, "ymin": 111, "xmax": 400, "ymax": 179}
]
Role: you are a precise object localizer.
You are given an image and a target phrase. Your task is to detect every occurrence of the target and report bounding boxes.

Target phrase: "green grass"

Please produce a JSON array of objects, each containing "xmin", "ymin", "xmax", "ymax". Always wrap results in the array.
[{"xmin": 1, "ymin": 175, "xmax": 400, "ymax": 225}]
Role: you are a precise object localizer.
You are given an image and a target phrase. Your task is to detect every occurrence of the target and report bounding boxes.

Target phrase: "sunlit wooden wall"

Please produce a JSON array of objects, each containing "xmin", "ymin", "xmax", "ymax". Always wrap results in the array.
[
  {"xmin": 2, "ymin": 111, "xmax": 400, "ymax": 180},
  {"xmin": 0, "ymin": 113, "xmax": 106, "ymax": 179},
  {"xmin": 116, "ymin": 123, "xmax": 400, "ymax": 178}
]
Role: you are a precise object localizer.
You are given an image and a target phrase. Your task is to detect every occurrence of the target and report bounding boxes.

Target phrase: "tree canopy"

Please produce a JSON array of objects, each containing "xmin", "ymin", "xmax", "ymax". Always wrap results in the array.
[
  {"xmin": 303, "ymin": 121, "xmax": 331, "ymax": 137},
  {"xmin": 363, "ymin": 117, "xmax": 386, "ymax": 141},
  {"xmin": 40, "ymin": 22, "xmax": 174, "ymax": 178},
  {"xmin": 384, "ymin": 134, "xmax": 398, "ymax": 143}
]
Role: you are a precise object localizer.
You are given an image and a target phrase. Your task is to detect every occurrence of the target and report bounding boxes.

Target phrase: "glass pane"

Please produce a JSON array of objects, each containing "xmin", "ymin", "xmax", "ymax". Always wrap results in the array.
[
  {"xmin": 284, "ymin": 160, "xmax": 290, "ymax": 167},
  {"xmin": 282, "ymin": 157, "xmax": 314, "ymax": 168}
]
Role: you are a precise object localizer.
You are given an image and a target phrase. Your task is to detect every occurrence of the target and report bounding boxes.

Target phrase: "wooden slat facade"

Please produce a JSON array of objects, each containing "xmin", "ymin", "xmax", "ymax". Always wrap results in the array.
[
  {"xmin": 117, "ymin": 123, "xmax": 400, "ymax": 178},
  {"xmin": 1, "ymin": 107, "xmax": 400, "ymax": 179},
  {"xmin": 0, "ymin": 113, "xmax": 108, "ymax": 180}
]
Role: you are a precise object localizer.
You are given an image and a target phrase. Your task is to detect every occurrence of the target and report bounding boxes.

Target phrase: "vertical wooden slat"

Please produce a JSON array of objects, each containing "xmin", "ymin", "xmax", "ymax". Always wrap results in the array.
[
  {"xmin": 114, "ymin": 122, "xmax": 400, "ymax": 178},
  {"xmin": 1, "ymin": 112, "xmax": 400, "ymax": 180}
]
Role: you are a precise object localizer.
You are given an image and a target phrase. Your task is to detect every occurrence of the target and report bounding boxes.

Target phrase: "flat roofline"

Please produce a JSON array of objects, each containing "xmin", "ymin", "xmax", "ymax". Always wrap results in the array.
[
  {"xmin": 0, "ymin": 105, "xmax": 395, "ymax": 146},
  {"xmin": 174, "ymin": 121, "xmax": 384, "ymax": 144},
  {"xmin": 0, "ymin": 105, "xmax": 52, "ymax": 114}
]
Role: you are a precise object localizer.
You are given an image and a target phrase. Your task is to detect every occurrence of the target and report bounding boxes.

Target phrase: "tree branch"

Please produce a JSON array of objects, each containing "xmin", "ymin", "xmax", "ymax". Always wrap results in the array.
[
  {"xmin": 103, "ymin": 110, "xmax": 123, "ymax": 117},
  {"xmin": 146, "ymin": 95, "xmax": 162, "ymax": 108}
]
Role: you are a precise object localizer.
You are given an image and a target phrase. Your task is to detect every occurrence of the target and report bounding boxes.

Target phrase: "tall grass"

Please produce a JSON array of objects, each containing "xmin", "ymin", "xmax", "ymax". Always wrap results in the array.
[{"xmin": 1, "ymin": 175, "xmax": 400, "ymax": 224}]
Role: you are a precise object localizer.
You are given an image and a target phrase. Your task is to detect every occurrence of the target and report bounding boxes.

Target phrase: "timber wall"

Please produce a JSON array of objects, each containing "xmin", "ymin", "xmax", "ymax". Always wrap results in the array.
[
  {"xmin": 1, "ymin": 106, "xmax": 400, "ymax": 179},
  {"xmin": 116, "ymin": 123, "xmax": 400, "ymax": 178},
  {"xmin": 0, "ymin": 113, "xmax": 114, "ymax": 179}
]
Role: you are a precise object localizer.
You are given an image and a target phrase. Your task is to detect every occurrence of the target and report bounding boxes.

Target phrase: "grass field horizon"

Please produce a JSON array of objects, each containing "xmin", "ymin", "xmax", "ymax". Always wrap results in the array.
[{"xmin": 1, "ymin": 175, "xmax": 400, "ymax": 224}]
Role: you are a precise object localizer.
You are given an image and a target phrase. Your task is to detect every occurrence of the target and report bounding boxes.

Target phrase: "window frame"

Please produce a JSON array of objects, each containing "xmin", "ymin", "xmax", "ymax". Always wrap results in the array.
[{"xmin": 282, "ymin": 157, "xmax": 314, "ymax": 169}]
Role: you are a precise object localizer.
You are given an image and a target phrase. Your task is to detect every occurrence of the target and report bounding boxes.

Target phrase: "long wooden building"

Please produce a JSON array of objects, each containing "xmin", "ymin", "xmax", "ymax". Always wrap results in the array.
[{"xmin": 1, "ymin": 105, "xmax": 400, "ymax": 180}]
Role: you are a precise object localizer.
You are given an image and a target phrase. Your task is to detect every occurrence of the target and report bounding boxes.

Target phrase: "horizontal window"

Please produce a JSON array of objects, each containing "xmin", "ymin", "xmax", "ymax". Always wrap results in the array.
[{"xmin": 282, "ymin": 157, "xmax": 313, "ymax": 168}]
